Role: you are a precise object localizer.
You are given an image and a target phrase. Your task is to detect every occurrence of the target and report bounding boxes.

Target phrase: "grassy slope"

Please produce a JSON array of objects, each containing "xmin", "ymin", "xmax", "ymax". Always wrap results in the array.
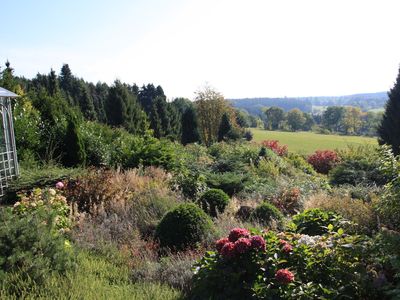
[
  {"xmin": 250, "ymin": 129, "xmax": 377, "ymax": 154},
  {"xmin": 0, "ymin": 250, "xmax": 181, "ymax": 300}
]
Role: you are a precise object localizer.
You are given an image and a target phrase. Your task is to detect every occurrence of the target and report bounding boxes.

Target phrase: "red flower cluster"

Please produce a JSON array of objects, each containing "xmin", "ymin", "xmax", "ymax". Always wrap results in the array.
[
  {"xmin": 279, "ymin": 239, "xmax": 293, "ymax": 253},
  {"xmin": 216, "ymin": 238, "xmax": 229, "ymax": 252},
  {"xmin": 275, "ymin": 269, "xmax": 295, "ymax": 284},
  {"xmin": 235, "ymin": 238, "xmax": 252, "ymax": 254},
  {"xmin": 221, "ymin": 242, "xmax": 236, "ymax": 258},
  {"xmin": 307, "ymin": 150, "xmax": 340, "ymax": 174},
  {"xmin": 262, "ymin": 140, "xmax": 288, "ymax": 156},
  {"xmin": 228, "ymin": 228, "xmax": 250, "ymax": 242},
  {"xmin": 216, "ymin": 228, "xmax": 266, "ymax": 259},
  {"xmin": 250, "ymin": 235, "xmax": 266, "ymax": 250}
]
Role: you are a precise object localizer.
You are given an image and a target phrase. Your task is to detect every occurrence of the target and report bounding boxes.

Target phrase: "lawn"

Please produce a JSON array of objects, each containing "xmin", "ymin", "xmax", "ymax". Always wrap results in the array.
[{"xmin": 250, "ymin": 129, "xmax": 378, "ymax": 154}]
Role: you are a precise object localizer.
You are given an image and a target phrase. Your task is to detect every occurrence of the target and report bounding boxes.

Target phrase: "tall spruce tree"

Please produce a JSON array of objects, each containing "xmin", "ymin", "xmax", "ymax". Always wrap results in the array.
[
  {"xmin": 181, "ymin": 106, "xmax": 200, "ymax": 145},
  {"xmin": 218, "ymin": 112, "xmax": 232, "ymax": 141},
  {"xmin": 0, "ymin": 61, "xmax": 17, "ymax": 92},
  {"xmin": 77, "ymin": 81, "xmax": 97, "ymax": 120},
  {"xmin": 378, "ymin": 66, "xmax": 400, "ymax": 155},
  {"xmin": 62, "ymin": 115, "xmax": 86, "ymax": 167},
  {"xmin": 106, "ymin": 80, "xmax": 147, "ymax": 135}
]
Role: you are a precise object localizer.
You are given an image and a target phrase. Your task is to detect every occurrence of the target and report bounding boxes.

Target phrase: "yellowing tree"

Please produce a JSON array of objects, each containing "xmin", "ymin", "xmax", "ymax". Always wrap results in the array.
[
  {"xmin": 195, "ymin": 86, "xmax": 231, "ymax": 146},
  {"xmin": 342, "ymin": 106, "xmax": 363, "ymax": 135}
]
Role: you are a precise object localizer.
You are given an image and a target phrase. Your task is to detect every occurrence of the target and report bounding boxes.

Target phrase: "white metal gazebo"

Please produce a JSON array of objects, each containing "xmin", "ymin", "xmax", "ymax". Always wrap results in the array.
[{"xmin": 0, "ymin": 87, "xmax": 19, "ymax": 197}]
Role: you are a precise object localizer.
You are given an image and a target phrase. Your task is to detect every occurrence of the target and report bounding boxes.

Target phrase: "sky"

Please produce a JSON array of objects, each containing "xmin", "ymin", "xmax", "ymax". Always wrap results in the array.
[{"xmin": 1, "ymin": 0, "xmax": 400, "ymax": 99}]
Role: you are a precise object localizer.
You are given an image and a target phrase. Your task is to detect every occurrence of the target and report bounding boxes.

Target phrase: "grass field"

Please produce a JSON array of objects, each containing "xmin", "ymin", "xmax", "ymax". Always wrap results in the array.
[{"xmin": 250, "ymin": 129, "xmax": 378, "ymax": 154}]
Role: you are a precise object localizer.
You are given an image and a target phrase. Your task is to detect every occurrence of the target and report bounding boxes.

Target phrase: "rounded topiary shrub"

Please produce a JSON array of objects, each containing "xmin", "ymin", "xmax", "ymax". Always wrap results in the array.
[
  {"xmin": 155, "ymin": 203, "xmax": 214, "ymax": 251},
  {"xmin": 199, "ymin": 189, "xmax": 230, "ymax": 217},
  {"xmin": 251, "ymin": 202, "xmax": 284, "ymax": 226}
]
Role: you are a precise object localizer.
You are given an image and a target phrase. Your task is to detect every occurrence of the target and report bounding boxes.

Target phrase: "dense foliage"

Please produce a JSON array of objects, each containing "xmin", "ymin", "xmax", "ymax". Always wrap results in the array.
[
  {"xmin": 198, "ymin": 189, "xmax": 230, "ymax": 217},
  {"xmin": 378, "ymin": 66, "xmax": 400, "ymax": 155},
  {"xmin": 155, "ymin": 203, "xmax": 215, "ymax": 251}
]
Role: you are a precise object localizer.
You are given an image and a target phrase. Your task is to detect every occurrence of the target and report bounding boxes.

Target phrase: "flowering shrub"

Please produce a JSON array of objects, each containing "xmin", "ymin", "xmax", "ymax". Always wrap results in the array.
[
  {"xmin": 307, "ymin": 150, "xmax": 340, "ymax": 174},
  {"xmin": 13, "ymin": 186, "xmax": 71, "ymax": 231},
  {"xmin": 261, "ymin": 140, "xmax": 288, "ymax": 156},
  {"xmin": 275, "ymin": 269, "xmax": 295, "ymax": 284},
  {"xmin": 191, "ymin": 227, "xmax": 382, "ymax": 299},
  {"xmin": 228, "ymin": 227, "xmax": 250, "ymax": 242}
]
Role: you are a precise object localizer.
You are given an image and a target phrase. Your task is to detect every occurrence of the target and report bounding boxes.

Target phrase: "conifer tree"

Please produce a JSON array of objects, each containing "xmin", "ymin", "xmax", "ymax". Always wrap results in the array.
[
  {"xmin": 378, "ymin": 66, "xmax": 400, "ymax": 155},
  {"xmin": 62, "ymin": 115, "xmax": 86, "ymax": 167},
  {"xmin": 106, "ymin": 80, "xmax": 147, "ymax": 135},
  {"xmin": 181, "ymin": 106, "xmax": 200, "ymax": 145},
  {"xmin": 0, "ymin": 61, "xmax": 17, "ymax": 92},
  {"xmin": 218, "ymin": 112, "xmax": 232, "ymax": 141}
]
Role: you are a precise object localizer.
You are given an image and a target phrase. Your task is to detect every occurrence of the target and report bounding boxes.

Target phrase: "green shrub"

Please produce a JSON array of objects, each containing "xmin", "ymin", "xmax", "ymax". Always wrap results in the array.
[
  {"xmin": 292, "ymin": 208, "xmax": 343, "ymax": 235},
  {"xmin": 155, "ymin": 203, "xmax": 214, "ymax": 251},
  {"xmin": 330, "ymin": 159, "xmax": 388, "ymax": 186},
  {"xmin": 0, "ymin": 207, "xmax": 75, "ymax": 289},
  {"xmin": 286, "ymin": 153, "xmax": 316, "ymax": 175},
  {"xmin": 199, "ymin": 189, "xmax": 230, "ymax": 217},
  {"xmin": 205, "ymin": 172, "xmax": 248, "ymax": 196},
  {"xmin": 251, "ymin": 202, "xmax": 284, "ymax": 226}
]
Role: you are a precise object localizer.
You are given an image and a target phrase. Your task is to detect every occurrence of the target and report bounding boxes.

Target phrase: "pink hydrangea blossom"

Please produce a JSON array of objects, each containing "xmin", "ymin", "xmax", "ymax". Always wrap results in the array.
[
  {"xmin": 56, "ymin": 182, "xmax": 64, "ymax": 189},
  {"xmin": 250, "ymin": 235, "xmax": 266, "ymax": 251},
  {"xmin": 234, "ymin": 238, "xmax": 252, "ymax": 254},
  {"xmin": 228, "ymin": 228, "xmax": 250, "ymax": 242},
  {"xmin": 275, "ymin": 269, "xmax": 295, "ymax": 284},
  {"xmin": 282, "ymin": 243, "xmax": 293, "ymax": 253},
  {"xmin": 216, "ymin": 237, "xmax": 229, "ymax": 253},
  {"xmin": 221, "ymin": 242, "xmax": 236, "ymax": 258}
]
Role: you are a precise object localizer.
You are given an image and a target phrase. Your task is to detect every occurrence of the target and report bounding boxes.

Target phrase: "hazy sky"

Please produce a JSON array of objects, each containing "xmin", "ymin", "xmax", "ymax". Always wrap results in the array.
[{"xmin": 1, "ymin": 0, "xmax": 400, "ymax": 99}]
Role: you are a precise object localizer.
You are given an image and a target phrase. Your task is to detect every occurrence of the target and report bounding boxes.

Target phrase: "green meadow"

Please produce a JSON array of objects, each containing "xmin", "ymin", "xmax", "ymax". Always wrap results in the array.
[{"xmin": 250, "ymin": 128, "xmax": 378, "ymax": 154}]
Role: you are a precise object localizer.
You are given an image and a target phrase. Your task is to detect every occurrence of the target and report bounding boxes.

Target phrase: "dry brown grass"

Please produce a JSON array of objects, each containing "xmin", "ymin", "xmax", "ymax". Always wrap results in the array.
[{"xmin": 304, "ymin": 192, "xmax": 378, "ymax": 233}]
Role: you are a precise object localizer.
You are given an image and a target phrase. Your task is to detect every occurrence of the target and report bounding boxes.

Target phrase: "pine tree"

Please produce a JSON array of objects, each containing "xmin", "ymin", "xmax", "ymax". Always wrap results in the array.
[
  {"xmin": 106, "ymin": 80, "xmax": 148, "ymax": 135},
  {"xmin": 0, "ymin": 60, "xmax": 17, "ymax": 92},
  {"xmin": 378, "ymin": 66, "xmax": 400, "ymax": 155},
  {"xmin": 218, "ymin": 112, "xmax": 232, "ymax": 141},
  {"xmin": 106, "ymin": 80, "xmax": 128, "ymax": 126},
  {"xmin": 181, "ymin": 106, "xmax": 200, "ymax": 145},
  {"xmin": 59, "ymin": 64, "xmax": 75, "ymax": 105},
  {"xmin": 48, "ymin": 69, "xmax": 59, "ymax": 97},
  {"xmin": 62, "ymin": 115, "xmax": 86, "ymax": 167},
  {"xmin": 77, "ymin": 81, "xmax": 97, "ymax": 120}
]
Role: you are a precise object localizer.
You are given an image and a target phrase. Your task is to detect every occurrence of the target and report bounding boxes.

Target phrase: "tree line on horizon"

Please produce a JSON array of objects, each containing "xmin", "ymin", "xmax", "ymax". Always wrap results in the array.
[
  {"xmin": 257, "ymin": 105, "xmax": 383, "ymax": 136},
  {"xmin": 0, "ymin": 61, "xmax": 249, "ymax": 167},
  {"xmin": 1, "ymin": 59, "xmax": 399, "ymax": 165}
]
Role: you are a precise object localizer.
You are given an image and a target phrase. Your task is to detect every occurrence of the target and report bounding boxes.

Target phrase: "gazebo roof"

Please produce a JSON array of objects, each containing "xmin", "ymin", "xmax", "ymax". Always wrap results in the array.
[{"xmin": 0, "ymin": 87, "xmax": 18, "ymax": 98}]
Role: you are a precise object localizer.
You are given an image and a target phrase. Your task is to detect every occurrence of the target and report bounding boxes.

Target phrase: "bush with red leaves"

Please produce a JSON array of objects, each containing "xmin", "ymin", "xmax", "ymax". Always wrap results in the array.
[
  {"xmin": 307, "ymin": 150, "xmax": 340, "ymax": 174},
  {"xmin": 261, "ymin": 140, "xmax": 288, "ymax": 156}
]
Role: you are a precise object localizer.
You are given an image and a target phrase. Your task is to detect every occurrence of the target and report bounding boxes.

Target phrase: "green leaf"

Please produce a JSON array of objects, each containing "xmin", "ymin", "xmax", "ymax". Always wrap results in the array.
[{"xmin": 327, "ymin": 224, "xmax": 334, "ymax": 231}]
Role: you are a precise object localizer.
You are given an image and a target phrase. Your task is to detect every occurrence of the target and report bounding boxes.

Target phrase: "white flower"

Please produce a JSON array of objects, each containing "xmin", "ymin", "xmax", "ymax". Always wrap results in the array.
[
  {"xmin": 48, "ymin": 188, "xmax": 56, "ymax": 196},
  {"xmin": 297, "ymin": 235, "xmax": 320, "ymax": 246}
]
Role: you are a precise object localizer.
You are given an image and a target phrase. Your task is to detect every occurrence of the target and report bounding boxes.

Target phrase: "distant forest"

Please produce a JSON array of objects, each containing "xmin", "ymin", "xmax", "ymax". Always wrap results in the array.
[{"xmin": 229, "ymin": 92, "xmax": 388, "ymax": 115}]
